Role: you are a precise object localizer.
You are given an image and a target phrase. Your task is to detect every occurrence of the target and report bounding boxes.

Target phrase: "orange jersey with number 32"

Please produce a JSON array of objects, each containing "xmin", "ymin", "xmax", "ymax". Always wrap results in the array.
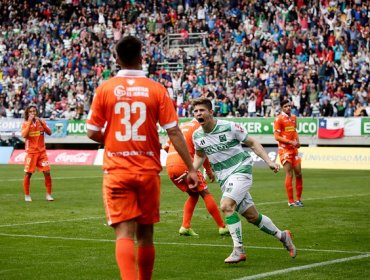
[{"xmin": 86, "ymin": 70, "xmax": 178, "ymax": 174}]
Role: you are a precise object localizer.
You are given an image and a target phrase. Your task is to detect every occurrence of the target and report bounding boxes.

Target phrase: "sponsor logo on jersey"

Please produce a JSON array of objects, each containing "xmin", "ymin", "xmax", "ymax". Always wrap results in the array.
[
  {"xmin": 235, "ymin": 123, "xmax": 244, "ymax": 132},
  {"xmin": 29, "ymin": 131, "xmax": 41, "ymax": 137},
  {"xmin": 284, "ymin": 126, "xmax": 296, "ymax": 132},
  {"xmin": 114, "ymin": 85, "xmax": 127, "ymax": 97},
  {"xmin": 204, "ymin": 143, "xmax": 229, "ymax": 154},
  {"xmin": 219, "ymin": 134, "xmax": 227, "ymax": 142}
]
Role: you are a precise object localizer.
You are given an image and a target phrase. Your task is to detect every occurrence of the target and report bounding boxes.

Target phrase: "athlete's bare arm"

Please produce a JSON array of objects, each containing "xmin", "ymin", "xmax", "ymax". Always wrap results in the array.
[
  {"xmin": 87, "ymin": 129, "xmax": 104, "ymax": 144},
  {"xmin": 244, "ymin": 136, "xmax": 279, "ymax": 173}
]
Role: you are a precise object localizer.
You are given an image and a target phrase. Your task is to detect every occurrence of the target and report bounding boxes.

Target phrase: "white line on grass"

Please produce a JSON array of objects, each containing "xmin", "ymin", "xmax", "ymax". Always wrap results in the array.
[
  {"xmin": 2, "ymin": 176, "xmax": 102, "ymax": 182},
  {"xmin": 1, "ymin": 192, "xmax": 370, "ymax": 228},
  {"xmin": 0, "ymin": 217, "xmax": 102, "ymax": 228},
  {"xmin": 233, "ymin": 253, "xmax": 370, "ymax": 280},
  {"xmin": 2, "ymin": 174, "xmax": 167, "ymax": 182},
  {"xmin": 0, "ymin": 232, "xmax": 368, "ymax": 255},
  {"xmin": 257, "ymin": 193, "xmax": 370, "ymax": 206}
]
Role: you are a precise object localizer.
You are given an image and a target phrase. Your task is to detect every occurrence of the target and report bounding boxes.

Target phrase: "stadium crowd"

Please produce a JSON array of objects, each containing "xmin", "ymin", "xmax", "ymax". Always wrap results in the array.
[{"xmin": 0, "ymin": 0, "xmax": 369, "ymax": 120}]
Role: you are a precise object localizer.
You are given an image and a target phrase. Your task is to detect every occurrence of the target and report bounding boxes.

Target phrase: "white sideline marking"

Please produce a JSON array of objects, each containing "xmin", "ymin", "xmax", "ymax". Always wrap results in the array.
[
  {"xmin": 234, "ymin": 253, "xmax": 370, "ymax": 280},
  {"xmin": 0, "ymin": 232, "xmax": 368, "ymax": 255}
]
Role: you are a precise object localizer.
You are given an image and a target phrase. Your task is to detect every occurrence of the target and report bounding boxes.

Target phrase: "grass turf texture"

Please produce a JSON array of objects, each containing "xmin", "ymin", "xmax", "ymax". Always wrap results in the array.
[{"xmin": 0, "ymin": 165, "xmax": 369, "ymax": 279}]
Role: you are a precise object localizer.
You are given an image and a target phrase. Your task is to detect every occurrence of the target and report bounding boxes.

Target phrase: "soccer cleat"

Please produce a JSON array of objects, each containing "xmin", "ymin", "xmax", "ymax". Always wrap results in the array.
[
  {"xmin": 295, "ymin": 200, "xmax": 304, "ymax": 207},
  {"xmin": 219, "ymin": 227, "xmax": 230, "ymax": 236},
  {"xmin": 288, "ymin": 202, "xmax": 296, "ymax": 207},
  {"xmin": 224, "ymin": 247, "xmax": 247, "ymax": 264},
  {"xmin": 281, "ymin": 230, "xmax": 296, "ymax": 258},
  {"xmin": 179, "ymin": 227, "xmax": 199, "ymax": 236},
  {"xmin": 25, "ymin": 195, "xmax": 32, "ymax": 202},
  {"xmin": 46, "ymin": 194, "xmax": 54, "ymax": 201}
]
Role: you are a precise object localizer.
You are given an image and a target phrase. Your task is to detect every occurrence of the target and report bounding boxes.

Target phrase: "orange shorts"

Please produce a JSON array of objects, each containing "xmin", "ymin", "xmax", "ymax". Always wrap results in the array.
[
  {"xmin": 166, "ymin": 164, "xmax": 208, "ymax": 192},
  {"xmin": 102, "ymin": 173, "xmax": 160, "ymax": 226},
  {"xmin": 24, "ymin": 152, "xmax": 50, "ymax": 173},
  {"xmin": 279, "ymin": 148, "xmax": 301, "ymax": 167}
]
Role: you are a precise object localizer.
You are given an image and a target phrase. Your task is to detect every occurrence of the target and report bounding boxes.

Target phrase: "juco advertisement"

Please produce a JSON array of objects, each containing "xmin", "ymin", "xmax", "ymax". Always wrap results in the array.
[{"xmin": 1, "ymin": 118, "xmax": 370, "ymax": 138}]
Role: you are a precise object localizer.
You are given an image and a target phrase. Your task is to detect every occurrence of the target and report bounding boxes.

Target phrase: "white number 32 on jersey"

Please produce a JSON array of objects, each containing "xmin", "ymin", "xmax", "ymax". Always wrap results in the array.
[{"xmin": 115, "ymin": 101, "xmax": 146, "ymax": 141}]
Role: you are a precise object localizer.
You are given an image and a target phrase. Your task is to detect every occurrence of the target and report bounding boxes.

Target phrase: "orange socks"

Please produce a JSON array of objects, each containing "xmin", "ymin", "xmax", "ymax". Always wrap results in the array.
[
  {"xmin": 285, "ymin": 175, "xmax": 294, "ymax": 203},
  {"xmin": 23, "ymin": 175, "xmax": 30, "ymax": 195},
  {"xmin": 182, "ymin": 195, "xmax": 199, "ymax": 228},
  {"xmin": 138, "ymin": 245, "xmax": 155, "ymax": 280},
  {"xmin": 203, "ymin": 194, "xmax": 225, "ymax": 228},
  {"xmin": 44, "ymin": 174, "xmax": 52, "ymax": 194},
  {"xmin": 116, "ymin": 238, "xmax": 136, "ymax": 280},
  {"xmin": 296, "ymin": 176, "xmax": 303, "ymax": 201}
]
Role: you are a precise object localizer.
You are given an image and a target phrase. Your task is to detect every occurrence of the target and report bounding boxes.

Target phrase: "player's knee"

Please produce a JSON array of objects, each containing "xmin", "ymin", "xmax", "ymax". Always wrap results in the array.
[
  {"xmin": 242, "ymin": 210, "xmax": 258, "ymax": 224},
  {"xmin": 220, "ymin": 202, "xmax": 235, "ymax": 215}
]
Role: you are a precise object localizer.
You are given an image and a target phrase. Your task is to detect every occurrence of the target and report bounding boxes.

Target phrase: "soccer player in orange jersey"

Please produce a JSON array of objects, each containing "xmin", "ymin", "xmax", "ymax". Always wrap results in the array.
[
  {"xmin": 21, "ymin": 105, "xmax": 54, "ymax": 202},
  {"xmin": 86, "ymin": 36, "xmax": 198, "ymax": 280},
  {"xmin": 274, "ymin": 99, "xmax": 303, "ymax": 207},
  {"xmin": 164, "ymin": 119, "xmax": 229, "ymax": 237}
]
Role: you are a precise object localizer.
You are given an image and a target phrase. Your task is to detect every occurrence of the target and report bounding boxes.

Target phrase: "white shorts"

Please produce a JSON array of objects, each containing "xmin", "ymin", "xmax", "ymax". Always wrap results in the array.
[{"xmin": 221, "ymin": 173, "xmax": 254, "ymax": 215}]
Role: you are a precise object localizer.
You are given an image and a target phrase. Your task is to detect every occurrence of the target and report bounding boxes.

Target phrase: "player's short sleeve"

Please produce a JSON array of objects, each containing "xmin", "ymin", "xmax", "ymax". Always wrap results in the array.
[
  {"xmin": 157, "ymin": 84, "xmax": 178, "ymax": 129},
  {"xmin": 86, "ymin": 87, "xmax": 105, "ymax": 130},
  {"xmin": 232, "ymin": 122, "xmax": 248, "ymax": 142},
  {"xmin": 274, "ymin": 116, "xmax": 282, "ymax": 132},
  {"xmin": 192, "ymin": 129, "xmax": 202, "ymax": 151}
]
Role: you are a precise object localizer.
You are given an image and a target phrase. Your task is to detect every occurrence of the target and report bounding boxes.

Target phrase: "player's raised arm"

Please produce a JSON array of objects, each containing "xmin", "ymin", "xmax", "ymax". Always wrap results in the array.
[{"xmin": 244, "ymin": 136, "xmax": 279, "ymax": 173}]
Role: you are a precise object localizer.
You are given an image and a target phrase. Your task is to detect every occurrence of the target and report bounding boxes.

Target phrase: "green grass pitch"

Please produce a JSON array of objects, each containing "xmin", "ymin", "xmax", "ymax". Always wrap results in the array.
[{"xmin": 0, "ymin": 165, "xmax": 369, "ymax": 279}]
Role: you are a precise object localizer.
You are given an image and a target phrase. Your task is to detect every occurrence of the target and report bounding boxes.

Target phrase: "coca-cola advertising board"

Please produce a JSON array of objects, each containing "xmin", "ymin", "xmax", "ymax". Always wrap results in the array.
[{"xmin": 9, "ymin": 150, "xmax": 98, "ymax": 165}]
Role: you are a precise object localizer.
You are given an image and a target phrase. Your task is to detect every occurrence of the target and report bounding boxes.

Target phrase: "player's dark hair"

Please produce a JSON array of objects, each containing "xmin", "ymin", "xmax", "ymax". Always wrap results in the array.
[
  {"xmin": 280, "ymin": 99, "xmax": 291, "ymax": 107},
  {"xmin": 191, "ymin": 97, "xmax": 213, "ymax": 110},
  {"xmin": 24, "ymin": 105, "xmax": 38, "ymax": 121},
  {"xmin": 115, "ymin": 36, "xmax": 142, "ymax": 67}
]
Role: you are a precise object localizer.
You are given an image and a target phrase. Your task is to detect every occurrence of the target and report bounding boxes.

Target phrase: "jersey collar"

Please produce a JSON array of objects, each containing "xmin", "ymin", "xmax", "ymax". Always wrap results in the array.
[{"xmin": 116, "ymin": 69, "xmax": 146, "ymax": 77}]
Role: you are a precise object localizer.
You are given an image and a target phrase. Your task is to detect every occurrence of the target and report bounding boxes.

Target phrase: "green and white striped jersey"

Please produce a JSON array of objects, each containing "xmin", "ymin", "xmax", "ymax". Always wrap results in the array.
[{"xmin": 193, "ymin": 119, "xmax": 253, "ymax": 187}]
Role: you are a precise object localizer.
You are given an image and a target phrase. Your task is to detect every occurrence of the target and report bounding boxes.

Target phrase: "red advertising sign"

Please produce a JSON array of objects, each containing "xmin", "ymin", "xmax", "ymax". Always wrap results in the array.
[{"xmin": 9, "ymin": 150, "xmax": 98, "ymax": 165}]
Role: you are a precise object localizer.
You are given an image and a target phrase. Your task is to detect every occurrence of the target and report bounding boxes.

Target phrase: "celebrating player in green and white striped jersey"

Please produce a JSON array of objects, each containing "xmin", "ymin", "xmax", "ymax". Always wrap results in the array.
[{"xmin": 190, "ymin": 97, "xmax": 297, "ymax": 264}]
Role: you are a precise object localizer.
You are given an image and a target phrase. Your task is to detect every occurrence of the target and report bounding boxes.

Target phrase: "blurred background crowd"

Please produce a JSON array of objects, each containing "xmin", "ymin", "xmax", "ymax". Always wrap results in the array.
[{"xmin": 0, "ymin": 0, "xmax": 369, "ymax": 120}]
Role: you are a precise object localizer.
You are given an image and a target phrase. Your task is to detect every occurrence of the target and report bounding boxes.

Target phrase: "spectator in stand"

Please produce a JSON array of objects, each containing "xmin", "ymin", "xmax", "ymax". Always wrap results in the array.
[
  {"xmin": 0, "ymin": 0, "xmax": 368, "ymax": 120},
  {"xmin": 320, "ymin": 99, "xmax": 334, "ymax": 117}
]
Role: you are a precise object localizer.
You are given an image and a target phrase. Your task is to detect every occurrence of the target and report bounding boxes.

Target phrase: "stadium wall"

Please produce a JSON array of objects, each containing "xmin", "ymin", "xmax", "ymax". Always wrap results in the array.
[{"xmin": 1, "ymin": 117, "xmax": 369, "ymax": 169}]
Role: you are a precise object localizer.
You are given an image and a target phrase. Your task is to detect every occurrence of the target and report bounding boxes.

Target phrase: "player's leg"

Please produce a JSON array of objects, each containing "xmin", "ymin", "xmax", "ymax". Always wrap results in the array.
[
  {"xmin": 114, "ymin": 220, "xmax": 137, "ymax": 280},
  {"xmin": 23, "ymin": 153, "xmax": 35, "ymax": 201},
  {"xmin": 242, "ymin": 206, "xmax": 296, "ymax": 258},
  {"xmin": 43, "ymin": 171, "xmax": 53, "ymax": 201},
  {"xmin": 23, "ymin": 172, "xmax": 32, "ymax": 201},
  {"xmin": 167, "ymin": 165, "xmax": 199, "ymax": 236},
  {"xmin": 136, "ymin": 174, "xmax": 160, "ymax": 280},
  {"xmin": 180, "ymin": 190, "xmax": 199, "ymax": 236},
  {"xmin": 199, "ymin": 188, "xmax": 228, "ymax": 235},
  {"xmin": 282, "ymin": 161, "xmax": 295, "ymax": 206},
  {"xmin": 221, "ymin": 174, "xmax": 253, "ymax": 263},
  {"xmin": 38, "ymin": 152, "xmax": 53, "ymax": 201},
  {"xmin": 104, "ymin": 173, "xmax": 144, "ymax": 280},
  {"xmin": 137, "ymin": 223, "xmax": 155, "ymax": 280},
  {"xmin": 293, "ymin": 160, "xmax": 303, "ymax": 206}
]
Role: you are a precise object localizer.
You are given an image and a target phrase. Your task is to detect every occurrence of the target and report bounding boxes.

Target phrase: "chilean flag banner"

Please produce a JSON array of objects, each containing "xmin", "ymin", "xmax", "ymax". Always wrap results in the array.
[{"xmin": 318, "ymin": 118, "xmax": 344, "ymax": 139}]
